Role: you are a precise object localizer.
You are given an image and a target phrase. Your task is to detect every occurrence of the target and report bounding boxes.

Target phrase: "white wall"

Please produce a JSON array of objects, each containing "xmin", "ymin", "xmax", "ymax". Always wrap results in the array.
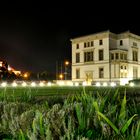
[{"xmin": 71, "ymin": 32, "xmax": 140, "ymax": 84}]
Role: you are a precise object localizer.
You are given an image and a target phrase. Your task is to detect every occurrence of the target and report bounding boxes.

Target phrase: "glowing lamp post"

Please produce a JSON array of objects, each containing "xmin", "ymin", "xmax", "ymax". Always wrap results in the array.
[
  {"xmin": 64, "ymin": 61, "xmax": 69, "ymax": 80},
  {"xmin": 23, "ymin": 72, "xmax": 30, "ymax": 80},
  {"xmin": 65, "ymin": 61, "xmax": 69, "ymax": 65},
  {"xmin": 24, "ymin": 74, "xmax": 28, "ymax": 78}
]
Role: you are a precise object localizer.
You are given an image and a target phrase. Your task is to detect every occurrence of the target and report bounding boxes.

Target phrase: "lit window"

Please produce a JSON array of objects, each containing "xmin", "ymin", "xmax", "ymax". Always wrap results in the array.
[
  {"xmin": 124, "ymin": 73, "xmax": 127, "ymax": 78},
  {"xmin": 120, "ymin": 72, "xmax": 123, "ymax": 78},
  {"xmin": 133, "ymin": 67, "xmax": 138, "ymax": 78}
]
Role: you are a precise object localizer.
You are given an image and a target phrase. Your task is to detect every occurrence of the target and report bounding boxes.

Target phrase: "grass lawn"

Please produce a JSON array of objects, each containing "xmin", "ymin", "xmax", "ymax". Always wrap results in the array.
[
  {"xmin": 0, "ymin": 86, "xmax": 140, "ymax": 139},
  {"xmin": 0, "ymin": 85, "xmax": 140, "ymax": 101}
]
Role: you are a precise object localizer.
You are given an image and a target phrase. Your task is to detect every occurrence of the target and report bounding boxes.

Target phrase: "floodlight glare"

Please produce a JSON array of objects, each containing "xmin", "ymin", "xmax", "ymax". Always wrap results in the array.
[
  {"xmin": 129, "ymin": 82, "xmax": 134, "ymax": 87},
  {"xmin": 82, "ymin": 81, "xmax": 87, "ymax": 86},
  {"xmin": 12, "ymin": 82, "xmax": 17, "ymax": 87},
  {"xmin": 1, "ymin": 82, "xmax": 7, "ymax": 87},
  {"xmin": 47, "ymin": 82, "xmax": 52, "ymax": 86},
  {"xmin": 75, "ymin": 82, "xmax": 79, "ymax": 86},
  {"xmin": 96, "ymin": 82, "xmax": 101, "ymax": 87},
  {"xmin": 31, "ymin": 82, "xmax": 36, "ymax": 87},
  {"xmin": 111, "ymin": 82, "xmax": 116, "ymax": 87},
  {"xmin": 103, "ymin": 82, "xmax": 107, "ymax": 86},
  {"xmin": 39, "ymin": 82, "xmax": 44, "ymax": 87},
  {"xmin": 22, "ymin": 82, "xmax": 27, "ymax": 87}
]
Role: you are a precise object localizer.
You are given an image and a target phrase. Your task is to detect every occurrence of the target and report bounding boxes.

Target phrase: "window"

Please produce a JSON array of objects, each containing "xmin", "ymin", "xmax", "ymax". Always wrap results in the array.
[
  {"xmin": 76, "ymin": 44, "xmax": 79, "ymax": 49},
  {"xmin": 76, "ymin": 69, "xmax": 80, "ymax": 79},
  {"xmin": 133, "ymin": 50, "xmax": 138, "ymax": 61},
  {"xmin": 84, "ymin": 43, "xmax": 86, "ymax": 48},
  {"xmin": 115, "ymin": 53, "xmax": 119, "ymax": 59},
  {"xmin": 121, "ymin": 66, "xmax": 123, "ymax": 69},
  {"xmin": 84, "ymin": 51, "xmax": 93, "ymax": 62},
  {"xmin": 76, "ymin": 53, "xmax": 80, "ymax": 63},
  {"xmin": 124, "ymin": 54, "xmax": 127, "ymax": 60},
  {"xmin": 91, "ymin": 41, "xmax": 94, "ymax": 46},
  {"xmin": 133, "ymin": 67, "xmax": 138, "ymax": 78},
  {"xmin": 99, "ymin": 50, "xmax": 104, "ymax": 61},
  {"xmin": 133, "ymin": 42, "xmax": 137, "ymax": 46},
  {"xmin": 124, "ymin": 73, "xmax": 127, "ymax": 78},
  {"xmin": 120, "ymin": 40, "xmax": 123, "ymax": 46},
  {"xmin": 87, "ymin": 42, "xmax": 90, "ymax": 47},
  {"xmin": 111, "ymin": 53, "xmax": 114, "ymax": 60},
  {"xmin": 124, "ymin": 66, "xmax": 127, "ymax": 69},
  {"xmin": 99, "ymin": 40, "xmax": 103, "ymax": 45},
  {"xmin": 120, "ymin": 72, "xmax": 123, "ymax": 78},
  {"xmin": 99, "ymin": 68, "xmax": 104, "ymax": 78},
  {"xmin": 120, "ymin": 53, "xmax": 123, "ymax": 59}
]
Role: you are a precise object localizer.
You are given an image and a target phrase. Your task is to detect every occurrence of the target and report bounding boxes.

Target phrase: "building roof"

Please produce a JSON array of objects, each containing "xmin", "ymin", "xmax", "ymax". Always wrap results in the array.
[
  {"xmin": 70, "ymin": 30, "xmax": 111, "ymax": 42},
  {"xmin": 71, "ymin": 30, "xmax": 140, "ymax": 43}
]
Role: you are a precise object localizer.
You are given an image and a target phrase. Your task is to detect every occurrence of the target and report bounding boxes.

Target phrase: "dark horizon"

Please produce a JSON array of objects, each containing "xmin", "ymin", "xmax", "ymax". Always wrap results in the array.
[{"xmin": 0, "ymin": 6, "xmax": 140, "ymax": 73}]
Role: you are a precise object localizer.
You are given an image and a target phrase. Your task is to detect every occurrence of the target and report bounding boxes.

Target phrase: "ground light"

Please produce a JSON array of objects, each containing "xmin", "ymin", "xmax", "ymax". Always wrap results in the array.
[
  {"xmin": 96, "ymin": 82, "xmax": 101, "ymax": 87},
  {"xmin": 22, "ymin": 82, "xmax": 27, "ymax": 87},
  {"xmin": 66, "ymin": 81, "xmax": 73, "ymax": 86},
  {"xmin": 1, "ymin": 82, "xmax": 7, "ymax": 87},
  {"xmin": 120, "ymin": 78, "xmax": 129, "ymax": 86},
  {"xmin": 129, "ymin": 82, "xmax": 134, "ymax": 87},
  {"xmin": 110, "ymin": 82, "xmax": 116, "ymax": 87},
  {"xmin": 39, "ymin": 82, "xmax": 45, "ymax": 87},
  {"xmin": 75, "ymin": 82, "xmax": 79, "ymax": 86},
  {"xmin": 103, "ymin": 82, "xmax": 107, "ymax": 86},
  {"xmin": 47, "ymin": 82, "xmax": 52, "ymax": 86},
  {"xmin": 31, "ymin": 82, "xmax": 36, "ymax": 87},
  {"xmin": 12, "ymin": 82, "xmax": 17, "ymax": 87},
  {"xmin": 58, "ymin": 81, "xmax": 65, "ymax": 86},
  {"xmin": 82, "ymin": 81, "xmax": 87, "ymax": 86}
]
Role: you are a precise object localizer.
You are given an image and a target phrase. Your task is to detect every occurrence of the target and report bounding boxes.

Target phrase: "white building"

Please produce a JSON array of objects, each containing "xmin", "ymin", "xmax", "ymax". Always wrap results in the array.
[{"xmin": 71, "ymin": 30, "xmax": 140, "ymax": 85}]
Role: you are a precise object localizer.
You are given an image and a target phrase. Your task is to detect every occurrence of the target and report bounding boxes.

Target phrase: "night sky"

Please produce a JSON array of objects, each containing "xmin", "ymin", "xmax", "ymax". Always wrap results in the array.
[{"xmin": 0, "ymin": 4, "xmax": 140, "ymax": 73}]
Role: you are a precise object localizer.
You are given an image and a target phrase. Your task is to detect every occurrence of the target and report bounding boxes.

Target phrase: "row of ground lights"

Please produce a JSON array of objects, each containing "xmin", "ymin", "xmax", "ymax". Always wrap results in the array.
[
  {"xmin": 0, "ymin": 81, "xmax": 134, "ymax": 87},
  {"xmin": 74, "ymin": 82, "xmax": 117, "ymax": 87},
  {"xmin": 0, "ymin": 82, "xmax": 52, "ymax": 87}
]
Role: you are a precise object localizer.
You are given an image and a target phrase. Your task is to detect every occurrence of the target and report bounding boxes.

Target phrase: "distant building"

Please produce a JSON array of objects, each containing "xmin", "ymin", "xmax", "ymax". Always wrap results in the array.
[
  {"xmin": 0, "ymin": 59, "xmax": 8, "ymax": 70},
  {"xmin": 71, "ymin": 30, "xmax": 140, "ymax": 85},
  {"xmin": 8, "ymin": 65, "xmax": 21, "ymax": 75},
  {"xmin": 0, "ymin": 59, "xmax": 8, "ymax": 80}
]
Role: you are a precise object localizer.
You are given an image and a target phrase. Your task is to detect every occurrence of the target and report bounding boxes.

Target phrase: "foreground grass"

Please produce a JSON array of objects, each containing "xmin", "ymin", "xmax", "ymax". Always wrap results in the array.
[
  {"xmin": 0, "ymin": 85, "xmax": 140, "ymax": 97},
  {"xmin": 0, "ymin": 87, "xmax": 140, "ymax": 139}
]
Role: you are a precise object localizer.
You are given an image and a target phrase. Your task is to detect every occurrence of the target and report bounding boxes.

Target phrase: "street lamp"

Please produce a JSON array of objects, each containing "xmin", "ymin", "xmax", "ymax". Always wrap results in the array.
[
  {"xmin": 59, "ymin": 74, "xmax": 63, "ymax": 80},
  {"xmin": 64, "ymin": 61, "xmax": 69, "ymax": 80},
  {"xmin": 65, "ymin": 61, "xmax": 69, "ymax": 65}
]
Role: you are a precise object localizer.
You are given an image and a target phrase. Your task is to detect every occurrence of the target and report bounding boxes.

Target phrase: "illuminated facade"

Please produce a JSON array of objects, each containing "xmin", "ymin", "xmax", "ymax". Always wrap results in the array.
[{"xmin": 71, "ymin": 30, "xmax": 140, "ymax": 85}]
